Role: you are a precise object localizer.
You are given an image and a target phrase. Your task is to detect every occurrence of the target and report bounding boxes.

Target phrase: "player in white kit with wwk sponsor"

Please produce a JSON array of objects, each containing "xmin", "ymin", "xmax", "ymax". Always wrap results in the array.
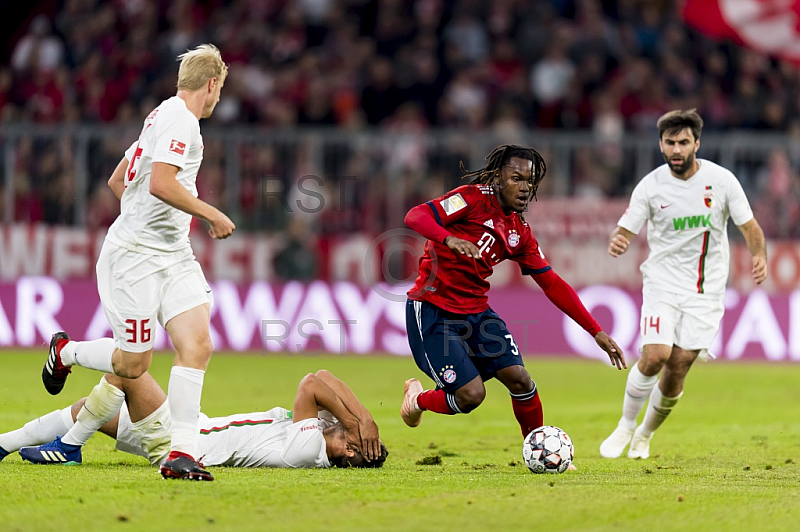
[
  {"xmin": 28, "ymin": 44, "xmax": 236, "ymax": 480},
  {"xmin": 599, "ymin": 109, "xmax": 767, "ymax": 459}
]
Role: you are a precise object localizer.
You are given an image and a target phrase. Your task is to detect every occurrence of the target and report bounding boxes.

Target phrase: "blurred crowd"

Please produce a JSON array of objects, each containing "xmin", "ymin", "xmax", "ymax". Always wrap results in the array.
[
  {"xmin": 6, "ymin": 0, "xmax": 800, "ymax": 131},
  {"xmin": 2, "ymin": 0, "xmax": 800, "ymax": 279}
]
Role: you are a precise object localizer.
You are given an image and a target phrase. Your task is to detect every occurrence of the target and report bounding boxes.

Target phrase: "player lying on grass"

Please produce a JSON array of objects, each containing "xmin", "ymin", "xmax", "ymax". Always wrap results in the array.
[
  {"xmin": 401, "ymin": 144, "xmax": 626, "ymax": 439},
  {"xmin": 0, "ymin": 370, "xmax": 387, "ymax": 471}
]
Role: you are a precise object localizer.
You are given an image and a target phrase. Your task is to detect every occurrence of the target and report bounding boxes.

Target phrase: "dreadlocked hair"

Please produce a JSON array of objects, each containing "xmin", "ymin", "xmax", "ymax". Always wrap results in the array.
[{"xmin": 460, "ymin": 145, "xmax": 547, "ymax": 202}]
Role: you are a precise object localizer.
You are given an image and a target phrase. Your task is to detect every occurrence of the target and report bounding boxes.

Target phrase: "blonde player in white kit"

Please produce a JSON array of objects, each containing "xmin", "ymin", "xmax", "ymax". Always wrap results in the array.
[
  {"xmin": 7, "ymin": 370, "xmax": 387, "ymax": 470},
  {"xmin": 599, "ymin": 109, "xmax": 767, "ymax": 460},
  {"xmin": 31, "ymin": 45, "xmax": 235, "ymax": 480}
]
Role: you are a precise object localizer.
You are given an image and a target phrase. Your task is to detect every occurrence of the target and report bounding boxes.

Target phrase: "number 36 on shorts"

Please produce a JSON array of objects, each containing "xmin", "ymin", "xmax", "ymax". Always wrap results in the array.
[{"xmin": 125, "ymin": 319, "xmax": 152, "ymax": 344}]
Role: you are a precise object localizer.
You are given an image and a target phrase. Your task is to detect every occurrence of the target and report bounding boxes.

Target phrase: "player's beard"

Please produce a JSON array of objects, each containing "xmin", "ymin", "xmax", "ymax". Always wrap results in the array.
[{"xmin": 664, "ymin": 151, "xmax": 694, "ymax": 176}]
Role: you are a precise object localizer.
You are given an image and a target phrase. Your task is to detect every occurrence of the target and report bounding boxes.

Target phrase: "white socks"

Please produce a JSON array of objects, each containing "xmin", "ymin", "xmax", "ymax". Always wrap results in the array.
[
  {"xmin": 641, "ymin": 385, "xmax": 682, "ymax": 436},
  {"xmin": 0, "ymin": 406, "xmax": 74, "ymax": 452},
  {"xmin": 61, "ymin": 338, "xmax": 115, "ymax": 373},
  {"xmin": 620, "ymin": 363, "xmax": 659, "ymax": 428},
  {"xmin": 168, "ymin": 366, "xmax": 205, "ymax": 457},
  {"xmin": 62, "ymin": 376, "xmax": 126, "ymax": 446}
]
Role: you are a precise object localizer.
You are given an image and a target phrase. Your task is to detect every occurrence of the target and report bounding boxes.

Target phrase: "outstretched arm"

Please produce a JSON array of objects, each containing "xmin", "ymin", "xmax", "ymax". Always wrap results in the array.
[
  {"xmin": 532, "ymin": 269, "xmax": 626, "ymax": 370},
  {"xmin": 314, "ymin": 370, "xmax": 380, "ymax": 461},
  {"xmin": 737, "ymin": 218, "xmax": 767, "ymax": 285}
]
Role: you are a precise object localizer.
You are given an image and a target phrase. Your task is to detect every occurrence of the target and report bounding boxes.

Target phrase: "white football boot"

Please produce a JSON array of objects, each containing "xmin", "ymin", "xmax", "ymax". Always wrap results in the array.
[
  {"xmin": 599, "ymin": 422, "xmax": 635, "ymax": 458},
  {"xmin": 401, "ymin": 378, "xmax": 424, "ymax": 427},
  {"xmin": 627, "ymin": 426, "xmax": 653, "ymax": 459}
]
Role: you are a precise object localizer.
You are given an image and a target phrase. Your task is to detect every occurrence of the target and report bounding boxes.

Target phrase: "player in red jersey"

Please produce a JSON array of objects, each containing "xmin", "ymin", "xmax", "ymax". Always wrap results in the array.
[{"xmin": 400, "ymin": 145, "xmax": 626, "ymax": 439}]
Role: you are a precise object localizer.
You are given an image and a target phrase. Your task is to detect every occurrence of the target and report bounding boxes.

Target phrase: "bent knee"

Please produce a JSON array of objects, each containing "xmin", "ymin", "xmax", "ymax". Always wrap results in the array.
[
  {"xmin": 117, "ymin": 366, "xmax": 148, "ymax": 379},
  {"xmin": 666, "ymin": 348, "xmax": 698, "ymax": 371},
  {"xmin": 505, "ymin": 373, "xmax": 534, "ymax": 395},
  {"xmin": 640, "ymin": 346, "xmax": 671, "ymax": 373},
  {"xmin": 666, "ymin": 360, "xmax": 693, "ymax": 375},
  {"xmin": 665, "ymin": 359, "xmax": 695, "ymax": 378},
  {"xmin": 199, "ymin": 336, "xmax": 213, "ymax": 356},
  {"xmin": 495, "ymin": 365, "xmax": 534, "ymax": 393},
  {"xmin": 113, "ymin": 348, "xmax": 153, "ymax": 379},
  {"xmin": 174, "ymin": 336, "xmax": 213, "ymax": 368},
  {"xmin": 187, "ymin": 336, "xmax": 213, "ymax": 360},
  {"xmin": 113, "ymin": 358, "xmax": 150, "ymax": 379},
  {"xmin": 455, "ymin": 386, "xmax": 486, "ymax": 413}
]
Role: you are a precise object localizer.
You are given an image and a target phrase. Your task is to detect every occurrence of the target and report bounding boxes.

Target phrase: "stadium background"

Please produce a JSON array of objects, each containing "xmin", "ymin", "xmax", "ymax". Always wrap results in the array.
[{"xmin": 0, "ymin": 0, "xmax": 798, "ymax": 362}]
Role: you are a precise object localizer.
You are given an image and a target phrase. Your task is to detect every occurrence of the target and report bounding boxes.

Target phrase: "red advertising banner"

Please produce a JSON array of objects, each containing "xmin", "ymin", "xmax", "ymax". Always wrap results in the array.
[
  {"xmin": 1, "ymin": 224, "xmax": 797, "ymax": 293},
  {"xmin": 0, "ymin": 278, "xmax": 797, "ymax": 361}
]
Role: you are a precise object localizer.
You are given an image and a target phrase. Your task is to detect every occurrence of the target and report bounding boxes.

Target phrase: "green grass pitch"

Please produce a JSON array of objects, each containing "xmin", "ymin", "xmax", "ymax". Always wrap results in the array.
[{"xmin": 1, "ymin": 350, "xmax": 799, "ymax": 532}]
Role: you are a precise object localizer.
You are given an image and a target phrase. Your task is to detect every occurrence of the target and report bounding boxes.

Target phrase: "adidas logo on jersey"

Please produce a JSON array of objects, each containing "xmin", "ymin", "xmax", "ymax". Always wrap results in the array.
[{"xmin": 483, "ymin": 219, "xmax": 494, "ymax": 228}]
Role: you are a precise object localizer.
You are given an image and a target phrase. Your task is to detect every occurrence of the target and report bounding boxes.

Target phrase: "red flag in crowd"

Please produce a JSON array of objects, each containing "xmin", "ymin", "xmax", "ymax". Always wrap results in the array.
[{"xmin": 682, "ymin": 0, "xmax": 800, "ymax": 65}]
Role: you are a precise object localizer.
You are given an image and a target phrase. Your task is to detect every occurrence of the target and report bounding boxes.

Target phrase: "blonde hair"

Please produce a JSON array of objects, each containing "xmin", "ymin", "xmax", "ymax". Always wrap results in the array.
[{"xmin": 176, "ymin": 44, "xmax": 228, "ymax": 91}]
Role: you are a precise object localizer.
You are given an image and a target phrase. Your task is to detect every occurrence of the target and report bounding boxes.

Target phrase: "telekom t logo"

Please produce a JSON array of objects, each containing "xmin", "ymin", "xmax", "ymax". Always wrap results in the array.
[{"xmin": 477, "ymin": 232, "xmax": 496, "ymax": 256}]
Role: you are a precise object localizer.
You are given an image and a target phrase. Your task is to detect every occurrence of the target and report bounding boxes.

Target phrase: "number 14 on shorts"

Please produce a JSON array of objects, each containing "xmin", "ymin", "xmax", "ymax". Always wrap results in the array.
[
  {"xmin": 125, "ymin": 319, "xmax": 152, "ymax": 344},
  {"xmin": 642, "ymin": 315, "xmax": 660, "ymax": 335}
]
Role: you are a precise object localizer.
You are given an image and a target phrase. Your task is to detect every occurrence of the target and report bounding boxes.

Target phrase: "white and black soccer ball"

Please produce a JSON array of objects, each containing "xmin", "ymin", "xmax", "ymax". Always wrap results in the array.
[{"xmin": 522, "ymin": 425, "xmax": 574, "ymax": 474}]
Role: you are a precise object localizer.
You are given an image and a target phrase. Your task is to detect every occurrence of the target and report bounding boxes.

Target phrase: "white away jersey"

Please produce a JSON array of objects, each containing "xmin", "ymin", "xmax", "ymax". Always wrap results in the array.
[
  {"xmin": 196, "ymin": 408, "xmax": 333, "ymax": 469},
  {"xmin": 618, "ymin": 159, "xmax": 753, "ymax": 297},
  {"xmin": 106, "ymin": 96, "xmax": 203, "ymax": 254}
]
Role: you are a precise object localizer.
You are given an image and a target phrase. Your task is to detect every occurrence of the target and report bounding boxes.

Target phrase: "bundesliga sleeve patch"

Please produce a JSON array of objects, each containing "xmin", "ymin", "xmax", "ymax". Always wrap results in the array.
[
  {"xmin": 169, "ymin": 139, "xmax": 186, "ymax": 155},
  {"xmin": 440, "ymin": 193, "xmax": 467, "ymax": 215}
]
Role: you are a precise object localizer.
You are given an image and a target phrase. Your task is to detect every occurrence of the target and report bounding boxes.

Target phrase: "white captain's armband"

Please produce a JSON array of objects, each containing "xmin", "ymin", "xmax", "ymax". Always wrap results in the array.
[{"xmin": 440, "ymin": 193, "xmax": 467, "ymax": 215}]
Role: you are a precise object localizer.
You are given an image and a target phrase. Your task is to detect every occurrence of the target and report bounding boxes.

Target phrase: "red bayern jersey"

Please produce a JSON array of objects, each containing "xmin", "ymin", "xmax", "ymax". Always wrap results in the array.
[{"xmin": 408, "ymin": 184, "xmax": 551, "ymax": 314}]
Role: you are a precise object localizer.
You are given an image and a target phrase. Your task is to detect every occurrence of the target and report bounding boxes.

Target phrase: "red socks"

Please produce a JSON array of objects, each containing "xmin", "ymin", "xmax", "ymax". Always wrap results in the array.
[
  {"xmin": 416, "ymin": 387, "xmax": 543, "ymax": 432},
  {"xmin": 417, "ymin": 389, "xmax": 456, "ymax": 415},
  {"xmin": 511, "ymin": 391, "xmax": 543, "ymax": 437}
]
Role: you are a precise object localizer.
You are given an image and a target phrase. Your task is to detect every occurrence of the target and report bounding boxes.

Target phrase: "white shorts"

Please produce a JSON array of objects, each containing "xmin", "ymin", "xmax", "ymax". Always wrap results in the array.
[
  {"xmin": 96, "ymin": 242, "xmax": 213, "ymax": 352},
  {"xmin": 640, "ymin": 287, "xmax": 724, "ymax": 351},
  {"xmin": 115, "ymin": 401, "xmax": 172, "ymax": 466}
]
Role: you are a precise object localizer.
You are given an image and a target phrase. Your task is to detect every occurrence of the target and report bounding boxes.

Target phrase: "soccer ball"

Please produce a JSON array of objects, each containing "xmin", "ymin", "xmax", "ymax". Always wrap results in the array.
[{"xmin": 522, "ymin": 426, "xmax": 574, "ymax": 474}]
